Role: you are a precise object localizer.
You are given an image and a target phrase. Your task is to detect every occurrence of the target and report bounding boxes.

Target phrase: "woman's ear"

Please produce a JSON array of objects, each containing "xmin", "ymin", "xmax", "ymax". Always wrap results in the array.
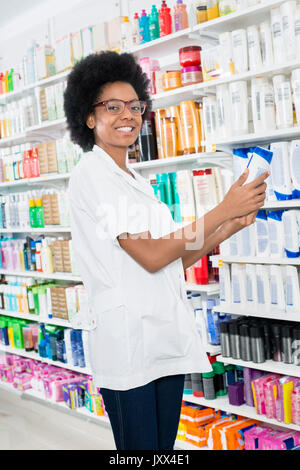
[{"xmin": 86, "ymin": 114, "xmax": 95, "ymax": 129}]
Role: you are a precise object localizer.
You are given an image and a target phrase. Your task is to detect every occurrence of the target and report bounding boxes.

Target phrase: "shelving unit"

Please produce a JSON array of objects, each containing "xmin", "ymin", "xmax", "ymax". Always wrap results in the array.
[
  {"xmin": 0, "ymin": 269, "xmax": 81, "ymax": 282},
  {"xmin": 210, "ymin": 255, "xmax": 300, "ymax": 266},
  {"xmin": 217, "ymin": 355, "xmax": 300, "ymax": 379},
  {"xmin": 213, "ymin": 303, "xmax": 300, "ymax": 322},
  {"xmin": 0, "ymin": 308, "xmax": 72, "ymax": 328}
]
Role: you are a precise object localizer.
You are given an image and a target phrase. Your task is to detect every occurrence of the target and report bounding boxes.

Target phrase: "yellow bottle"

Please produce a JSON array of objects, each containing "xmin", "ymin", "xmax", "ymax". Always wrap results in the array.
[
  {"xmin": 179, "ymin": 100, "xmax": 202, "ymax": 154},
  {"xmin": 166, "ymin": 106, "xmax": 185, "ymax": 156},
  {"xmin": 161, "ymin": 117, "xmax": 178, "ymax": 158},
  {"xmin": 207, "ymin": 0, "xmax": 219, "ymax": 20},
  {"xmin": 41, "ymin": 239, "xmax": 54, "ymax": 274},
  {"xmin": 7, "ymin": 322, "xmax": 15, "ymax": 347},
  {"xmin": 154, "ymin": 108, "xmax": 166, "ymax": 159}
]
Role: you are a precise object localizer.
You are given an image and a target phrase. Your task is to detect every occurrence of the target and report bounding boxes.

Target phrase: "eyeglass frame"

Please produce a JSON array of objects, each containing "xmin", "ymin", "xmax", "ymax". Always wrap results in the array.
[{"xmin": 93, "ymin": 99, "xmax": 147, "ymax": 115}]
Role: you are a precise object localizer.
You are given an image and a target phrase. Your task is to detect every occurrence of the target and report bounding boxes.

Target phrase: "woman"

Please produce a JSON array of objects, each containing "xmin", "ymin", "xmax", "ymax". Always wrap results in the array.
[{"xmin": 64, "ymin": 51, "xmax": 268, "ymax": 451}]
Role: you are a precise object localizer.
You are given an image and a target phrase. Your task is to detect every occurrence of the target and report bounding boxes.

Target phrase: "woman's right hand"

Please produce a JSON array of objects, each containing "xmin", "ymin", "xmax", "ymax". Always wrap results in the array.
[{"xmin": 221, "ymin": 168, "xmax": 269, "ymax": 219}]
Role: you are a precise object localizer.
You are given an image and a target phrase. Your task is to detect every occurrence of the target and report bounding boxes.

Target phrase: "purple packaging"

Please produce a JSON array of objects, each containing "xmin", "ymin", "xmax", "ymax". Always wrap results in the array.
[
  {"xmin": 244, "ymin": 426, "xmax": 274, "ymax": 450},
  {"xmin": 243, "ymin": 368, "xmax": 265, "ymax": 407},
  {"xmin": 291, "ymin": 386, "xmax": 300, "ymax": 426},
  {"xmin": 228, "ymin": 382, "xmax": 245, "ymax": 406}
]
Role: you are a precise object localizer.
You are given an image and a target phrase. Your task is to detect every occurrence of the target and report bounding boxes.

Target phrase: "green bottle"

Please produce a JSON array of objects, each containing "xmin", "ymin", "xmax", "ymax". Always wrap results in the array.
[
  {"xmin": 149, "ymin": 5, "xmax": 160, "ymax": 40},
  {"xmin": 7, "ymin": 69, "xmax": 13, "ymax": 92},
  {"xmin": 156, "ymin": 173, "xmax": 167, "ymax": 204},
  {"xmin": 29, "ymin": 199, "xmax": 37, "ymax": 228},
  {"xmin": 35, "ymin": 199, "xmax": 45, "ymax": 228},
  {"xmin": 32, "ymin": 286, "xmax": 40, "ymax": 315},
  {"xmin": 13, "ymin": 319, "xmax": 25, "ymax": 349},
  {"xmin": 168, "ymin": 172, "xmax": 182, "ymax": 223}
]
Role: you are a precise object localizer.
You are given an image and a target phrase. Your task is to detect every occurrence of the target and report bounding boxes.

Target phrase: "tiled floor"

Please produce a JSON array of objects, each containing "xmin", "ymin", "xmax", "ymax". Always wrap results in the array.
[{"xmin": 0, "ymin": 389, "xmax": 116, "ymax": 450}]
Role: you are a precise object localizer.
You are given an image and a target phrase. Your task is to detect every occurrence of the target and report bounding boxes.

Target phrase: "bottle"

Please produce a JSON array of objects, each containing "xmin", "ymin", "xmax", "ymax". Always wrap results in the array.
[
  {"xmin": 296, "ymin": 6, "xmax": 300, "ymax": 60},
  {"xmin": 195, "ymin": 0, "xmax": 208, "ymax": 23},
  {"xmin": 41, "ymin": 239, "xmax": 54, "ymax": 273},
  {"xmin": 23, "ymin": 147, "xmax": 32, "ymax": 179},
  {"xmin": 220, "ymin": 321, "xmax": 231, "ymax": 357},
  {"xmin": 271, "ymin": 8, "xmax": 285, "ymax": 64},
  {"xmin": 206, "ymin": 299, "xmax": 220, "ymax": 345},
  {"xmin": 260, "ymin": 21, "xmax": 274, "ymax": 67},
  {"xmin": 30, "ymin": 147, "xmax": 40, "ymax": 178},
  {"xmin": 250, "ymin": 326, "xmax": 265, "ymax": 363},
  {"xmin": 35, "ymin": 199, "xmax": 45, "ymax": 228},
  {"xmin": 231, "ymin": 29, "xmax": 248, "ymax": 74},
  {"xmin": 291, "ymin": 69, "xmax": 300, "ymax": 126},
  {"xmin": 166, "ymin": 106, "xmax": 184, "ymax": 155},
  {"xmin": 251, "ymin": 78, "xmax": 276, "ymax": 133},
  {"xmin": 179, "ymin": 100, "xmax": 202, "ymax": 154},
  {"xmin": 202, "ymin": 371, "xmax": 216, "ymax": 399},
  {"xmin": 138, "ymin": 114, "xmax": 158, "ymax": 161},
  {"xmin": 218, "ymin": 0, "xmax": 237, "ymax": 16},
  {"xmin": 8, "ymin": 69, "xmax": 14, "ymax": 92},
  {"xmin": 267, "ymin": 210, "xmax": 285, "ymax": 258},
  {"xmin": 269, "ymin": 142, "xmax": 293, "ymax": 200},
  {"xmin": 270, "ymin": 265, "xmax": 285, "ymax": 311},
  {"xmin": 247, "ymin": 25, "xmax": 263, "ymax": 71},
  {"xmin": 239, "ymin": 323, "xmax": 252, "ymax": 361},
  {"xmin": 290, "ymin": 140, "xmax": 300, "ymax": 198},
  {"xmin": 29, "ymin": 199, "xmax": 37, "ymax": 228},
  {"xmin": 139, "ymin": 10, "xmax": 151, "ymax": 44},
  {"xmin": 184, "ymin": 374, "xmax": 193, "ymax": 394},
  {"xmin": 202, "ymin": 96, "xmax": 218, "ymax": 142},
  {"xmin": 254, "ymin": 210, "xmax": 270, "ymax": 257},
  {"xmin": 282, "ymin": 210, "xmax": 300, "ymax": 258},
  {"xmin": 132, "ymin": 13, "xmax": 140, "ymax": 47},
  {"xmin": 229, "ymin": 81, "xmax": 249, "ymax": 135},
  {"xmin": 121, "ymin": 16, "xmax": 132, "ymax": 51},
  {"xmin": 159, "ymin": 0, "xmax": 172, "ymax": 37},
  {"xmin": 149, "ymin": 5, "xmax": 160, "ymax": 41},
  {"xmin": 161, "ymin": 117, "xmax": 178, "ymax": 158},
  {"xmin": 0, "ymin": 73, "xmax": 3, "ymax": 94},
  {"xmin": 174, "ymin": 0, "xmax": 189, "ymax": 32},
  {"xmin": 35, "ymin": 242, "xmax": 42, "ymax": 272},
  {"xmin": 272, "ymin": 76, "xmax": 293, "ymax": 129},
  {"xmin": 212, "ymin": 362, "xmax": 227, "ymax": 397},
  {"xmin": 207, "ymin": 0, "xmax": 219, "ymax": 20},
  {"xmin": 280, "ymin": 1, "xmax": 297, "ymax": 61},
  {"xmin": 216, "ymin": 84, "xmax": 232, "ymax": 138},
  {"xmin": 246, "ymin": 146, "xmax": 273, "ymax": 183},
  {"xmin": 191, "ymin": 373, "xmax": 204, "ymax": 397}
]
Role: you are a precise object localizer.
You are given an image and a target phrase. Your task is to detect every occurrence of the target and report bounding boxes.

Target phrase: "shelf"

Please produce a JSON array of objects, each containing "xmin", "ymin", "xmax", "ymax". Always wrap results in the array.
[
  {"xmin": 217, "ymin": 355, "xmax": 300, "ymax": 379},
  {"xmin": 194, "ymin": 59, "xmax": 300, "ymax": 94},
  {"xmin": 26, "ymin": 118, "xmax": 67, "ymax": 134},
  {"xmin": 204, "ymin": 127, "xmax": 300, "ymax": 147},
  {"xmin": 130, "ymin": 27, "xmax": 193, "ymax": 55},
  {"xmin": 0, "ymin": 269, "xmax": 81, "ymax": 282},
  {"xmin": 182, "ymin": 393, "xmax": 300, "ymax": 431},
  {"xmin": 192, "ymin": 0, "xmax": 287, "ymax": 34},
  {"xmin": 0, "ymin": 343, "xmax": 92, "ymax": 375},
  {"xmin": 0, "ymin": 173, "xmax": 71, "ymax": 189},
  {"xmin": 0, "ymin": 309, "xmax": 72, "ymax": 328},
  {"xmin": 210, "ymin": 255, "xmax": 300, "ymax": 266},
  {"xmin": 213, "ymin": 303, "xmax": 300, "ymax": 322},
  {"xmin": 129, "ymin": 152, "xmax": 230, "ymax": 170},
  {"xmin": 263, "ymin": 199, "xmax": 300, "ymax": 210},
  {"xmin": 151, "ymin": 83, "xmax": 201, "ymax": 109},
  {"xmin": 0, "ymin": 226, "xmax": 71, "ymax": 233},
  {"xmin": 186, "ymin": 283, "xmax": 220, "ymax": 295}
]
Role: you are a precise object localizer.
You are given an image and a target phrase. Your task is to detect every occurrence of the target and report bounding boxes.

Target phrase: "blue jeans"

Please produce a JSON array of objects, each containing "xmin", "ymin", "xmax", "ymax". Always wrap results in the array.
[{"xmin": 100, "ymin": 374, "xmax": 185, "ymax": 450}]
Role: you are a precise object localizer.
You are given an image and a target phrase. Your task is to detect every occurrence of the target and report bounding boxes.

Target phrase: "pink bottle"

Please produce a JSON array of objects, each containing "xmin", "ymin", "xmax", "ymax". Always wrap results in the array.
[
  {"xmin": 174, "ymin": 0, "xmax": 188, "ymax": 32},
  {"xmin": 30, "ymin": 148, "xmax": 40, "ymax": 178}
]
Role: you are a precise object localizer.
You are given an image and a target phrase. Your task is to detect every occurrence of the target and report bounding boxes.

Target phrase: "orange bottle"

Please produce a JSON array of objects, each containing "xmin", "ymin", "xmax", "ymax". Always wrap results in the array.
[
  {"xmin": 161, "ymin": 117, "xmax": 178, "ymax": 158},
  {"xmin": 4, "ymin": 71, "xmax": 9, "ymax": 94},
  {"xmin": 166, "ymin": 105, "xmax": 185, "ymax": 155},
  {"xmin": 179, "ymin": 100, "xmax": 202, "ymax": 154},
  {"xmin": 154, "ymin": 108, "xmax": 166, "ymax": 158}
]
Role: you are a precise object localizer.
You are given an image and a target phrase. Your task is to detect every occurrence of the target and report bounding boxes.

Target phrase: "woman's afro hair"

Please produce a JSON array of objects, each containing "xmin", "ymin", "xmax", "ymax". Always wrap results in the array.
[{"xmin": 64, "ymin": 51, "xmax": 152, "ymax": 152}]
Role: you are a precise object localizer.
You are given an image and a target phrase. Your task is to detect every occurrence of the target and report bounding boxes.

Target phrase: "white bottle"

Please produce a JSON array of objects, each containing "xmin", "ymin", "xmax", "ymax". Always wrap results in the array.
[
  {"xmin": 121, "ymin": 16, "xmax": 132, "ymax": 51},
  {"xmin": 231, "ymin": 263, "xmax": 247, "ymax": 305},
  {"xmin": 246, "ymin": 146, "xmax": 273, "ymax": 183},
  {"xmin": 233, "ymin": 148, "xmax": 249, "ymax": 181},
  {"xmin": 291, "ymin": 69, "xmax": 300, "ymax": 126},
  {"xmin": 259, "ymin": 21, "xmax": 274, "ymax": 67},
  {"xmin": 256, "ymin": 264, "xmax": 271, "ymax": 311},
  {"xmin": 272, "ymin": 75, "xmax": 294, "ymax": 129},
  {"xmin": 270, "ymin": 142, "xmax": 293, "ymax": 200},
  {"xmin": 290, "ymin": 140, "xmax": 300, "ymax": 198},
  {"xmin": 280, "ymin": 1, "xmax": 297, "ymax": 61},
  {"xmin": 219, "ymin": 264, "xmax": 232, "ymax": 305},
  {"xmin": 247, "ymin": 25, "xmax": 263, "ymax": 71},
  {"xmin": 282, "ymin": 210, "xmax": 300, "ymax": 258},
  {"xmin": 270, "ymin": 265, "xmax": 285, "ymax": 311},
  {"xmin": 237, "ymin": 225, "xmax": 256, "ymax": 256},
  {"xmin": 271, "ymin": 8, "xmax": 285, "ymax": 64},
  {"xmin": 255, "ymin": 210, "xmax": 270, "ymax": 257},
  {"xmin": 296, "ymin": 6, "xmax": 300, "ymax": 60},
  {"xmin": 245, "ymin": 263, "xmax": 258, "ymax": 309},
  {"xmin": 229, "ymin": 81, "xmax": 249, "ymax": 135},
  {"xmin": 285, "ymin": 265, "xmax": 300, "ymax": 312},
  {"xmin": 216, "ymin": 84, "xmax": 232, "ymax": 138},
  {"xmin": 219, "ymin": 32, "xmax": 234, "ymax": 76},
  {"xmin": 202, "ymin": 96, "xmax": 218, "ymax": 141},
  {"xmin": 267, "ymin": 210, "xmax": 285, "ymax": 258},
  {"xmin": 176, "ymin": 170, "xmax": 196, "ymax": 222},
  {"xmin": 251, "ymin": 77, "xmax": 276, "ymax": 132},
  {"xmin": 132, "ymin": 14, "xmax": 140, "ymax": 47},
  {"xmin": 231, "ymin": 29, "xmax": 248, "ymax": 73}
]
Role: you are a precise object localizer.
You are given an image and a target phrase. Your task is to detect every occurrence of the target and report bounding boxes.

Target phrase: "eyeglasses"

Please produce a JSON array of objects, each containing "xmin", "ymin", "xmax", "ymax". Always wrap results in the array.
[{"xmin": 93, "ymin": 99, "xmax": 147, "ymax": 116}]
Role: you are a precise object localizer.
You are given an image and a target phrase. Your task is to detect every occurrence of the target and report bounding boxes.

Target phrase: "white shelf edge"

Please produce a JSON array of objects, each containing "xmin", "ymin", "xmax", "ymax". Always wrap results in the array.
[
  {"xmin": 213, "ymin": 303, "xmax": 300, "ymax": 322},
  {"xmin": 217, "ymin": 355, "xmax": 300, "ymax": 378},
  {"xmin": 203, "ymin": 127, "xmax": 300, "ymax": 147},
  {"xmin": 0, "ymin": 269, "xmax": 81, "ymax": 282},
  {"xmin": 0, "ymin": 227, "xmax": 71, "ymax": 233},
  {"xmin": 0, "ymin": 344, "xmax": 92, "ymax": 375},
  {"xmin": 263, "ymin": 200, "xmax": 300, "ymax": 209},
  {"xmin": 0, "ymin": 173, "xmax": 71, "ymax": 188},
  {"xmin": 129, "ymin": 152, "xmax": 230, "ymax": 170},
  {"xmin": 182, "ymin": 393, "xmax": 300, "ymax": 432},
  {"xmin": 210, "ymin": 255, "xmax": 300, "ymax": 265},
  {"xmin": 186, "ymin": 283, "xmax": 220, "ymax": 294},
  {"xmin": 0, "ymin": 309, "xmax": 72, "ymax": 327}
]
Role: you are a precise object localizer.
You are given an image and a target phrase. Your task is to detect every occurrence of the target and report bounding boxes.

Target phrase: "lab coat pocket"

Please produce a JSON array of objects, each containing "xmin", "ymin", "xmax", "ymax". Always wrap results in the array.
[
  {"xmin": 142, "ymin": 299, "xmax": 190, "ymax": 365},
  {"xmin": 89, "ymin": 305, "xmax": 130, "ymax": 378}
]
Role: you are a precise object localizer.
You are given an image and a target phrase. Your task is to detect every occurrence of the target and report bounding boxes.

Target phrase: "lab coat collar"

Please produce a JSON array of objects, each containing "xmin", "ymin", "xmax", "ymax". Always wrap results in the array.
[{"xmin": 93, "ymin": 145, "xmax": 156, "ymax": 200}]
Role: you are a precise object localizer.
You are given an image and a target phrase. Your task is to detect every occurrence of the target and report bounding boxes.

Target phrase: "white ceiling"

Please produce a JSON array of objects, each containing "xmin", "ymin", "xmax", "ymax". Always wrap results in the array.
[{"xmin": 0, "ymin": 0, "xmax": 50, "ymax": 28}]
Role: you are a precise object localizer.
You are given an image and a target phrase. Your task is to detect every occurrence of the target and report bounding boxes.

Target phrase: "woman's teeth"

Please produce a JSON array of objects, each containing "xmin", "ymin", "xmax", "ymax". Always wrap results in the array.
[{"xmin": 116, "ymin": 127, "xmax": 133, "ymax": 132}]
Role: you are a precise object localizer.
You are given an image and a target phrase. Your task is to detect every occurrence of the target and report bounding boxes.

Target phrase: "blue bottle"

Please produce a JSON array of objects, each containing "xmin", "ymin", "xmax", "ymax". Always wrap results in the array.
[
  {"xmin": 139, "ymin": 10, "xmax": 151, "ymax": 44},
  {"xmin": 206, "ymin": 298, "xmax": 220, "ymax": 345},
  {"xmin": 75, "ymin": 330, "xmax": 86, "ymax": 368},
  {"xmin": 70, "ymin": 329, "xmax": 79, "ymax": 367}
]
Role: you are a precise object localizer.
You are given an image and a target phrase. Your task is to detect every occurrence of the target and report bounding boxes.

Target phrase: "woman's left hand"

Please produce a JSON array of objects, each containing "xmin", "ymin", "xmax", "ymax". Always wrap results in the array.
[{"xmin": 220, "ymin": 211, "xmax": 258, "ymax": 240}]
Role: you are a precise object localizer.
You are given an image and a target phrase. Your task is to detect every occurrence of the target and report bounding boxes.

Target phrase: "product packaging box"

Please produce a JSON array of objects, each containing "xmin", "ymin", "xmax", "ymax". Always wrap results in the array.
[
  {"xmin": 92, "ymin": 22, "xmax": 108, "ymax": 52},
  {"xmin": 45, "ymin": 86, "xmax": 57, "ymax": 121},
  {"xmin": 39, "ymin": 89, "xmax": 49, "ymax": 121},
  {"xmin": 37, "ymin": 143, "xmax": 49, "ymax": 173}
]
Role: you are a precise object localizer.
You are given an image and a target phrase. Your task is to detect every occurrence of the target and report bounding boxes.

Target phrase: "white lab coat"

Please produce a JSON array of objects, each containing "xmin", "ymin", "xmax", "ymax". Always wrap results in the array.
[{"xmin": 68, "ymin": 145, "xmax": 212, "ymax": 390}]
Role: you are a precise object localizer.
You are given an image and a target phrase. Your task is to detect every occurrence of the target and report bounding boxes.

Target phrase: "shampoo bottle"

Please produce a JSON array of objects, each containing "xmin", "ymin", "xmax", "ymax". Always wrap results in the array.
[
  {"xmin": 159, "ymin": 0, "xmax": 172, "ymax": 37},
  {"xmin": 132, "ymin": 13, "xmax": 140, "ymax": 46},
  {"xmin": 246, "ymin": 146, "xmax": 273, "ymax": 183},
  {"xmin": 290, "ymin": 140, "xmax": 300, "ymax": 198},
  {"xmin": 174, "ymin": 0, "xmax": 189, "ymax": 32},
  {"xmin": 270, "ymin": 142, "xmax": 293, "ymax": 200},
  {"xmin": 246, "ymin": 263, "xmax": 258, "ymax": 309},
  {"xmin": 139, "ymin": 10, "xmax": 151, "ymax": 44},
  {"xmin": 282, "ymin": 210, "xmax": 300, "ymax": 258},
  {"xmin": 255, "ymin": 210, "xmax": 270, "ymax": 257},
  {"xmin": 256, "ymin": 264, "xmax": 271, "ymax": 311},
  {"xmin": 267, "ymin": 210, "xmax": 285, "ymax": 258},
  {"xmin": 285, "ymin": 265, "xmax": 300, "ymax": 312},
  {"xmin": 260, "ymin": 21, "xmax": 274, "ymax": 67},
  {"xmin": 149, "ymin": 5, "xmax": 160, "ymax": 41},
  {"xmin": 280, "ymin": 1, "xmax": 297, "ymax": 61},
  {"xmin": 271, "ymin": 8, "xmax": 285, "ymax": 64},
  {"xmin": 270, "ymin": 265, "xmax": 285, "ymax": 310}
]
